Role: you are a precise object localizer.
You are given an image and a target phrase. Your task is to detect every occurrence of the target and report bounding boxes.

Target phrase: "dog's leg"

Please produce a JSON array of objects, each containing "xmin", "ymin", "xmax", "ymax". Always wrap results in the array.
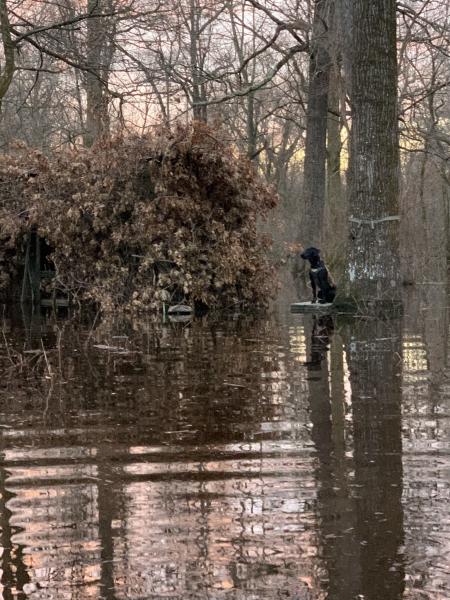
[
  {"xmin": 310, "ymin": 272, "xmax": 317, "ymax": 303},
  {"xmin": 318, "ymin": 267, "xmax": 335, "ymax": 303},
  {"xmin": 326, "ymin": 288, "xmax": 336, "ymax": 303}
]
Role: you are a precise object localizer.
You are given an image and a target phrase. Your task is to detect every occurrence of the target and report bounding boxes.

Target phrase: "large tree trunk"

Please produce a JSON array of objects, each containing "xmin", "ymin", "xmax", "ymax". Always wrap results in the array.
[
  {"xmin": 345, "ymin": 0, "xmax": 400, "ymax": 305},
  {"xmin": 301, "ymin": 0, "xmax": 330, "ymax": 248}
]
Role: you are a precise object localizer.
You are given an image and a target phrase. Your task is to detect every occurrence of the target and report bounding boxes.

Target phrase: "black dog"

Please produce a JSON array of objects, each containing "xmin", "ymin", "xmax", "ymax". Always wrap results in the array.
[{"xmin": 300, "ymin": 247, "xmax": 336, "ymax": 304}]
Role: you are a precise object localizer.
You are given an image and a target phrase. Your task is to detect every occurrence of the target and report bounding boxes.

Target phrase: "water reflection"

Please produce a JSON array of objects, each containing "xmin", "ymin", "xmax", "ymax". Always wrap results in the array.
[
  {"xmin": 402, "ymin": 287, "xmax": 450, "ymax": 599},
  {"xmin": 0, "ymin": 291, "xmax": 448, "ymax": 599},
  {"xmin": 345, "ymin": 318, "xmax": 405, "ymax": 600}
]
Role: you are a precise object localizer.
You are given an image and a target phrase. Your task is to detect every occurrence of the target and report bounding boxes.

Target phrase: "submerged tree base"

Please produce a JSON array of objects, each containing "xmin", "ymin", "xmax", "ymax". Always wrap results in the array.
[{"xmin": 0, "ymin": 122, "xmax": 278, "ymax": 313}]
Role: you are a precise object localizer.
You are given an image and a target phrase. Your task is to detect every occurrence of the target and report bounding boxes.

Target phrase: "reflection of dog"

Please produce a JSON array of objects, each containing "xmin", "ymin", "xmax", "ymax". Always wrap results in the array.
[
  {"xmin": 306, "ymin": 315, "xmax": 335, "ymax": 369},
  {"xmin": 300, "ymin": 247, "xmax": 336, "ymax": 304}
]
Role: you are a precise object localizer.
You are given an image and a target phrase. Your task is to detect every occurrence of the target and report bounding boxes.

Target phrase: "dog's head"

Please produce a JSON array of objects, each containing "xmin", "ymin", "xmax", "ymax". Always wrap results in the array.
[{"xmin": 300, "ymin": 247, "xmax": 321, "ymax": 262}]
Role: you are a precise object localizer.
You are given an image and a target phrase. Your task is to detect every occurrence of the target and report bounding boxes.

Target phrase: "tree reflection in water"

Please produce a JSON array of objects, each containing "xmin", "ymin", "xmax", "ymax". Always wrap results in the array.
[{"xmin": 0, "ymin": 298, "xmax": 447, "ymax": 599}]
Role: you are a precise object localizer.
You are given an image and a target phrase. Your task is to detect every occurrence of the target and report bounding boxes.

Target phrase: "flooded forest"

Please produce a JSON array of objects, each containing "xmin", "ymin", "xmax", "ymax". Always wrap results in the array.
[{"xmin": 0, "ymin": 1, "xmax": 449, "ymax": 599}]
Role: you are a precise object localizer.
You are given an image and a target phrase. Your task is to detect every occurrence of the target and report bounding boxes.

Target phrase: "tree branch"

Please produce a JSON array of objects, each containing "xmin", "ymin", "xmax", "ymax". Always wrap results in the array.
[
  {"xmin": 10, "ymin": 6, "xmax": 130, "ymax": 44},
  {"xmin": 193, "ymin": 42, "xmax": 306, "ymax": 107}
]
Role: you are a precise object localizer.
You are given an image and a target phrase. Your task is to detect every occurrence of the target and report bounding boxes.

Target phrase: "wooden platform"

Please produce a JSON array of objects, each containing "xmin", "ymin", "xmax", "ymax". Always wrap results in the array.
[{"xmin": 290, "ymin": 301, "xmax": 334, "ymax": 313}]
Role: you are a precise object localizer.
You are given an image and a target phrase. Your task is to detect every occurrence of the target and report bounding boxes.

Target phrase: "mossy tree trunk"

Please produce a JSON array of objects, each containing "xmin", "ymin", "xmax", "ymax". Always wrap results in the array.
[{"xmin": 344, "ymin": 0, "xmax": 400, "ymax": 306}]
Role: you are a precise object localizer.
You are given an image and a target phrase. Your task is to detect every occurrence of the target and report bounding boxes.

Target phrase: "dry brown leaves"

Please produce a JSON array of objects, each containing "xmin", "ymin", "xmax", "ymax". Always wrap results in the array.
[{"xmin": 0, "ymin": 122, "xmax": 278, "ymax": 313}]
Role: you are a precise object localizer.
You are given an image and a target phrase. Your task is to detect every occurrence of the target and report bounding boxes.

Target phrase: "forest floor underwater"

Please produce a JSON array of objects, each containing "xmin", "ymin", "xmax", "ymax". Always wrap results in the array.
[{"xmin": 0, "ymin": 269, "xmax": 448, "ymax": 600}]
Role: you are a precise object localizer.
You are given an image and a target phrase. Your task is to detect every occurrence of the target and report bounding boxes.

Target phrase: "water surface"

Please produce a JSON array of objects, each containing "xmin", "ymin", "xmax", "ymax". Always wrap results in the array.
[{"xmin": 0, "ymin": 288, "xmax": 448, "ymax": 599}]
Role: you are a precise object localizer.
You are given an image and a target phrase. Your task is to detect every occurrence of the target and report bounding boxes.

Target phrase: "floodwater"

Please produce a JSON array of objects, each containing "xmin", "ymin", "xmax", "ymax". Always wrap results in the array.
[{"xmin": 0, "ymin": 285, "xmax": 449, "ymax": 600}]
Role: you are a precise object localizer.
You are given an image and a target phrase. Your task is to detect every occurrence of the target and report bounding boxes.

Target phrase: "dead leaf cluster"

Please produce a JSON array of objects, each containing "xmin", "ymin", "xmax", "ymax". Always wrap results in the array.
[{"xmin": 0, "ymin": 122, "xmax": 278, "ymax": 312}]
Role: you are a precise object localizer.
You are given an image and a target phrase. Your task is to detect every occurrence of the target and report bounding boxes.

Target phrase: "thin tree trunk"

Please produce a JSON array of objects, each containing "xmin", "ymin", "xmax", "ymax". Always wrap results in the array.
[
  {"xmin": 345, "ymin": 0, "xmax": 400, "ymax": 305},
  {"xmin": 325, "ymin": 51, "xmax": 345, "ymax": 262},
  {"xmin": 246, "ymin": 92, "xmax": 258, "ymax": 160},
  {"xmin": 0, "ymin": 0, "xmax": 15, "ymax": 109},
  {"xmin": 321, "ymin": 0, "xmax": 349, "ymax": 276},
  {"xmin": 301, "ymin": 0, "xmax": 330, "ymax": 248},
  {"xmin": 84, "ymin": 0, "xmax": 112, "ymax": 147},
  {"xmin": 229, "ymin": 3, "xmax": 257, "ymax": 159},
  {"xmin": 190, "ymin": 0, "xmax": 207, "ymax": 122}
]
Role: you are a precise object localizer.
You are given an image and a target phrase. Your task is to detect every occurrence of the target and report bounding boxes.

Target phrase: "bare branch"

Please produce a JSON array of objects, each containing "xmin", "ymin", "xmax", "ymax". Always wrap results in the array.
[{"xmin": 193, "ymin": 42, "xmax": 307, "ymax": 107}]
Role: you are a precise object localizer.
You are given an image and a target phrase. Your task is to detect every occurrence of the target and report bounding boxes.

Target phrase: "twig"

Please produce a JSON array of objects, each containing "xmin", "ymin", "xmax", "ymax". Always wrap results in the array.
[{"xmin": 40, "ymin": 339, "xmax": 53, "ymax": 378}]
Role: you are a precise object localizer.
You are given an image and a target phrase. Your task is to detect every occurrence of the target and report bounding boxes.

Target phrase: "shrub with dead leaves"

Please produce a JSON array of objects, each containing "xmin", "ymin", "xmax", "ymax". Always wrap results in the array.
[{"xmin": 0, "ymin": 122, "xmax": 278, "ymax": 312}]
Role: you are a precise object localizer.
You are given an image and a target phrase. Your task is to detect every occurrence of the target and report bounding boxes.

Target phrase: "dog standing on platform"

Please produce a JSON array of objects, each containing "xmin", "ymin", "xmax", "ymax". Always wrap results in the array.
[{"xmin": 300, "ymin": 247, "xmax": 336, "ymax": 304}]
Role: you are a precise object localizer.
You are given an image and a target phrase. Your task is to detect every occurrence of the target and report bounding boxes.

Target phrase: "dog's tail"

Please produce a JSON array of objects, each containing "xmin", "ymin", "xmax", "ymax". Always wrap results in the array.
[{"xmin": 327, "ymin": 267, "xmax": 337, "ymax": 290}]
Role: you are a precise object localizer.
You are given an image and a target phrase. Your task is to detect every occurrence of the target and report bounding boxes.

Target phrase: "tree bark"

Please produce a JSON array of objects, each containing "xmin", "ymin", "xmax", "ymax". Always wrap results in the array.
[
  {"xmin": 325, "ymin": 0, "xmax": 346, "ymax": 264},
  {"xmin": 325, "ymin": 61, "xmax": 345, "ymax": 258},
  {"xmin": 228, "ymin": 3, "xmax": 257, "ymax": 159},
  {"xmin": 190, "ymin": 0, "xmax": 207, "ymax": 122},
  {"xmin": 84, "ymin": 0, "xmax": 113, "ymax": 147},
  {"xmin": 0, "ymin": 0, "xmax": 15, "ymax": 109},
  {"xmin": 345, "ymin": 0, "xmax": 400, "ymax": 305},
  {"xmin": 301, "ymin": 0, "xmax": 330, "ymax": 249}
]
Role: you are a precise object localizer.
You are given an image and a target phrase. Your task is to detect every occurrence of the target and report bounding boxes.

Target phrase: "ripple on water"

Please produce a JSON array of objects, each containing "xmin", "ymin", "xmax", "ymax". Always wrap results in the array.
[{"xmin": 0, "ymin": 308, "xmax": 448, "ymax": 599}]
